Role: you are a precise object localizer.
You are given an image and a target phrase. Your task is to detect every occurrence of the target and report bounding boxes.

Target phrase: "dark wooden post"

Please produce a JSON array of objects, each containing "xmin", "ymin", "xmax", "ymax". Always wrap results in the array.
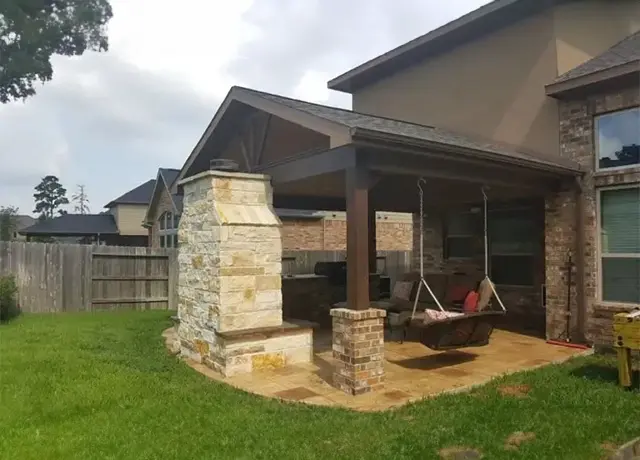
[
  {"xmin": 368, "ymin": 205, "xmax": 377, "ymax": 275},
  {"xmin": 345, "ymin": 165, "xmax": 370, "ymax": 311}
]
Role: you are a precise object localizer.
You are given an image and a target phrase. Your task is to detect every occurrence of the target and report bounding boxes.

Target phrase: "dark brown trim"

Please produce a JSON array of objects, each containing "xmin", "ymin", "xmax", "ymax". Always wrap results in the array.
[
  {"xmin": 368, "ymin": 204, "xmax": 377, "ymax": 275},
  {"xmin": 328, "ymin": 0, "xmax": 557, "ymax": 93},
  {"xmin": 546, "ymin": 61, "xmax": 640, "ymax": 98},
  {"xmin": 256, "ymin": 146, "xmax": 356, "ymax": 184},
  {"xmin": 345, "ymin": 165, "xmax": 371, "ymax": 310},
  {"xmin": 255, "ymin": 114, "xmax": 272, "ymax": 167},
  {"xmin": 352, "ymin": 128, "xmax": 581, "ymax": 176},
  {"xmin": 366, "ymin": 149, "xmax": 562, "ymax": 191}
]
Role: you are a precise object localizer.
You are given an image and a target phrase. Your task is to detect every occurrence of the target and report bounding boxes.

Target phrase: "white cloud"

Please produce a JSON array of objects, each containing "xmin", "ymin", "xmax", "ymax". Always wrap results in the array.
[{"xmin": 0, "ymin": 0, "xmax": 491, "ymax": 215}]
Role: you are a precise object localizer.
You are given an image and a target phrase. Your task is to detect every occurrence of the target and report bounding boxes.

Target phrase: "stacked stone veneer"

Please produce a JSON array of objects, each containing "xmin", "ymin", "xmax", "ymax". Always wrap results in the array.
[
  {"xmin": 177, "ymin": 170, "xmax": 312, "ymax": 376},
  {"xmin": 331, "ymin": 308, "xmax": 386, "ymax": 395},
  {"xmin": 548, "ymin": 83, "xmax": 640, "ymax": 347}
]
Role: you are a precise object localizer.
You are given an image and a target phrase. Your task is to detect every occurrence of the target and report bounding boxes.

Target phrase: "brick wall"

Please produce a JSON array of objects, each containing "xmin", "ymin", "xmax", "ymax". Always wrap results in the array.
[
  {"xmin": 150, "ymin": 205, "xmax": 413, "ymax": 251},
  {"xmin": 550, "ymin": 83, "xmax": 640, "ymax": 347},
  {"xmin": 412, "ymin": 202, "xmax": 546, "ymax": 335},
  {"xmin": 278, "ymin": 215, "xmax": 413, "ymax": 251},
  {"xmin": 149, "ymin": 186, "xmax": 177, "ymax": 248}
]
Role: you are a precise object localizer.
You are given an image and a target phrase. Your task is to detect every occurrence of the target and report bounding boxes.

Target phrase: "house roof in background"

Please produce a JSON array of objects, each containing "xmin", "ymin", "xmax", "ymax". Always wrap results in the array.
[
  {"xmin": 159, "ymin": 168, "xmax": 181, "ymax": 188},
  {"xmin": 0, "ymin": 215, "xmax": 35, "ymax": 235},
  {"xmin": 328, "ymin": 0, "xmax": 567, "ymax": 92},
  {"xmin": 105, "ymin": 179, "xmax": 156, "ymax": 208},
  {"xmin": 547, "ymin": 31, "xmax": 640, "ymax": 96},
  {"xmin": 19, "ymin": 214, "xmax": 119, "ymax": 236},
  {"xmin": 16, "ymin": 215, "xmax": 36, "ymax": 230}
]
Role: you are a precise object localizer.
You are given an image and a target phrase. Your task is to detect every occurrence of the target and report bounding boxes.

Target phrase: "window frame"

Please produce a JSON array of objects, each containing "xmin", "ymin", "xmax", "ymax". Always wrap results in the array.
[
  {"xmin": 594, "ymin": 106, "xmax": 640, "ymax": 173},
  {"xmin": 488, "ymin": 206, "xmax": 537, "ymax": 287},
  {"xmin": 157, "ymin": 211, "xmax": 179, "ymax": 249},
  {"xmin": 596, "ymin": 184, "xmax": 640, "ymax": 306},
  {"xmin": 444, "ymin": 210, "xmax": 477, "ymax": 260}
]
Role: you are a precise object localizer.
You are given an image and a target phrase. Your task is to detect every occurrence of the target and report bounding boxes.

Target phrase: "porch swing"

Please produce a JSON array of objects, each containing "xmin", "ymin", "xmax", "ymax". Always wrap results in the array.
[{"xmin": 401, "ymin": 178, "xmax": 507, "ymax": 351}]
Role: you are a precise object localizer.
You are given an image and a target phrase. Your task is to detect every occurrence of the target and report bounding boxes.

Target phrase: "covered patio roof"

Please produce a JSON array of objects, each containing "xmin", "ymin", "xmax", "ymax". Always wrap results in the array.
[
  {"xmin": 179, "ymin": 86, "xmax": 583, "ymax": 311},
  {"xmin": 178, "ymin": 86, "xmax": 581, "ymax": 212}
]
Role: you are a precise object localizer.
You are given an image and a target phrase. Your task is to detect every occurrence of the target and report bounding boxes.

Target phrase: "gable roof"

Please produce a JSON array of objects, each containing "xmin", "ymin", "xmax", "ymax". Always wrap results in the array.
[
  {"xmin": 159, "ymin": 168, "xmax": 181, "ymax": 188},
  {"xmin": 19, "ymin": 214, "xmax": 119, "ymax": 236},
  {"xmin": 185, "ymin": 86, "xmax": 579, "ymax": 174},
  {"xmin": 0, "ymin": 215, "xmax": 35, "ymax": 235},
  {"xmin": 143, "ymin": 168, "xmax": 184, "ymax": 225},
  {"xmin": 105, "ymin": 179, "xmax": 156, "ymax": 208},
  {"xmin": 546, "ymin": 31, "xmax": 640, "ymax": 96},
  {"xmin": 328, "ymin": 0, "xmax": 565, "ymax": 93}
]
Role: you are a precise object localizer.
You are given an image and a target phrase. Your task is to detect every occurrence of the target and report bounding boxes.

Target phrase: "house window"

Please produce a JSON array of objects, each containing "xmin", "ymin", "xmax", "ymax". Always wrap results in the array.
[
  {"xmin": 444, "ymin": 211, "xmax": 476, "ymax": 259},
  {"xmin": 599, "ymin": 186, "xmax": 640, "ymax": 304},
  {"xmin": 595, "ymin": 107, "xmax": 640, "ymax": 171},
  {"xmin": 489, "ymin": 208, "xmax": 536, "ymax": 286},
  {"xmin": 158, "ymin": 212, "xmax": 180, "ymax": 248}
]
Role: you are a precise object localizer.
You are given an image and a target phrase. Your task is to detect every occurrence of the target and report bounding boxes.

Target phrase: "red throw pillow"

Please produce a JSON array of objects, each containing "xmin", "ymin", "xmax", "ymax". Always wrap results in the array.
[
  {"xmin": 463, "ymin": 291, "xmax": 479, "ymax": 313},
  {"xmin": 446, "ymin": 285, "xmax": 471, "ymax": 303}
]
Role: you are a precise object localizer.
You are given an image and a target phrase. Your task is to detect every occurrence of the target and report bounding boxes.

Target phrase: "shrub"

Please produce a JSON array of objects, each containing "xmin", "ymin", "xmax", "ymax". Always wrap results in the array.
[{"xmin": 0, "ymin": 275, "xmax": 20, "ymax": 322}]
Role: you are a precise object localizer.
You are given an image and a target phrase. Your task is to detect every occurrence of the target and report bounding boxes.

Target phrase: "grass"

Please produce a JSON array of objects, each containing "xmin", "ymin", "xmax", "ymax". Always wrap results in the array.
[{"xmin": 0, "ymin": 311, "xmax": 638, "ymax": 460}]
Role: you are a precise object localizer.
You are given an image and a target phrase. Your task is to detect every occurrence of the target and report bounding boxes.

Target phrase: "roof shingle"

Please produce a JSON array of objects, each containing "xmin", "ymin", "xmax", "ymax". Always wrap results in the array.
[
  {"xmin": 105, "ymin": 179, "xmax": 156, "ymax": 207},
  {"xmin": 553, "ymin": 31, "xmax": 640, "ymax": 84},
  {"xmin": 19, "ymin": 214, "xmax": 119, "ymax": 236},
  {"xmin": 241, "ymin": 87, "xmax": 580, "ymax": 172}
]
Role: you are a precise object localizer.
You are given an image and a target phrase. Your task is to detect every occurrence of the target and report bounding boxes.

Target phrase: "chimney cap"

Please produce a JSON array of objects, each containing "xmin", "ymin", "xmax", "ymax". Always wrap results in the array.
[{"xmin": 210, "ymin": 158, "xmax": 239, "ymax": 172}]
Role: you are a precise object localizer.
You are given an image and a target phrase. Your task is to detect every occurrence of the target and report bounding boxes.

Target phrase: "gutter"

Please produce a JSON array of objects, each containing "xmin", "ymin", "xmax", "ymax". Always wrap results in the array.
[{"xmin": 350, "ymin": 127, "xmax": 582, "ymax": 176}]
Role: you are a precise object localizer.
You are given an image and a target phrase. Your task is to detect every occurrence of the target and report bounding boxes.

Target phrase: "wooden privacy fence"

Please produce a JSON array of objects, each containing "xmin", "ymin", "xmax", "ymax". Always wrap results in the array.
[
  {"xmin": 0, "ymin": 242, "xmax": 412, "ymax": 314},
  {"xmin": 0, "ymin": 242, "xmax": 178, "ymax": 313}
]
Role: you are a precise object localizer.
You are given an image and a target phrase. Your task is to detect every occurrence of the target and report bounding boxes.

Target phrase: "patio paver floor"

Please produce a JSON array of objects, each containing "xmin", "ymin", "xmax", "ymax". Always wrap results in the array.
[{"xmin": 166, "ymin": 328, "xmax": 590, "ymax": 412}]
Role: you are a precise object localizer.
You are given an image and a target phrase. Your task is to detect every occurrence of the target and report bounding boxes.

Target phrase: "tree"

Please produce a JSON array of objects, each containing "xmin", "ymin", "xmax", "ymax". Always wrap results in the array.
[
  {"xmin": 72, "ymin": 184, "xmax": 90, "ymax": 214},
  {"xmin": 0, "ymin": 206, "xmax": 19, "ymax": 241},
  {"xmin": 0, "ymin": 0, "xmax": 113, "ymax": 103},
  {"xmin": 34, "ymin": 175, "xmax": 69, "ymax": 219}
]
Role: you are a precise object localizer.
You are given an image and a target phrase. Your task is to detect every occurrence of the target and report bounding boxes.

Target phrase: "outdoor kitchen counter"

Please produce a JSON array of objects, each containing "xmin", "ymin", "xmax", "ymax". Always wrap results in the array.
[{"xmin": 281, "ymin": 273, "xmax": 383, "ymax": 328}]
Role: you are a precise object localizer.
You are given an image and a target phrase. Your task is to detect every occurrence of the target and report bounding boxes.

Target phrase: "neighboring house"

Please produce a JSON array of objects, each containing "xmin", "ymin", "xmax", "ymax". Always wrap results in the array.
[
  {"xmin": 144, "ymin": 168, "xmax": 413, "ymax": 250},
  {"xmin": 173, "ymin": 0, "xmax": 639, "ymax": 347},
  {"xmin": 1, "ymin": 215, "xmax": 36, "ymax": 241},
  {"xmin": 0, "ymin": 215, "xmax": 35, "ymax": 241},
  {"xmin": 19, "ymin": 180, "xmax": 155, "ymax": 246}
]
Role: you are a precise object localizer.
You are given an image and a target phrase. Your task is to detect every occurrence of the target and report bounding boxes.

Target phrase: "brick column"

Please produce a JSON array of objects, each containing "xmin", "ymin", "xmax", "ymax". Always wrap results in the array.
[{"xmin": 330, "ymin": 308, "xmax": 386, "ymax": 395}]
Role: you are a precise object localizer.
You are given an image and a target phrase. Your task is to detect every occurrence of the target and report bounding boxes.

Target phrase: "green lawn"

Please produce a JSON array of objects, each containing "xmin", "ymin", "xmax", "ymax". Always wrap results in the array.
[{"xmin": 0, "ymin": 311, "xmax": 638, "ymax": 460}]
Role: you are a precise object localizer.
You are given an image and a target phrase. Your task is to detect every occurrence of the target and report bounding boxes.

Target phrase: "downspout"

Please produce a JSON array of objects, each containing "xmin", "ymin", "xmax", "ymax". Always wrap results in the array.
[{"xmin": 574, "ymin": 175, "xmax": 586, "ymax": 344}]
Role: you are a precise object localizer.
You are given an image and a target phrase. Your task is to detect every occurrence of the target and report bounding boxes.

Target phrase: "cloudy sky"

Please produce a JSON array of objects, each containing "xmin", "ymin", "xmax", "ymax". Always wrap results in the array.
[{"xmin": 0, "ymin": 0, "xmax": 490, "ymax": 216}]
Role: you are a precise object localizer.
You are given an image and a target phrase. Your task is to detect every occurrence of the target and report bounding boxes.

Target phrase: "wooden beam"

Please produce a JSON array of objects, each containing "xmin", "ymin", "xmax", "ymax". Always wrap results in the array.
[
  {"xmin": 254, "ymin": 113, "xmax": 272, "ymax": 167},
  {"xmin": 272, "ymin": 195, "xmax": 345, "ymax": 211},
  {"xmin": 257, "ymin": 146, "xmax": 356, "ymax": 184},
  {"xmin": 346, "ymin": 165, "xmax": 370, "ymax": 311},
  {"xmin": 368, "ymin": 151, "xmax": 555, "ymax": 191},
  {"xmin": 368, "ymin": 205, "xmax": 377, "ymax": 275}
]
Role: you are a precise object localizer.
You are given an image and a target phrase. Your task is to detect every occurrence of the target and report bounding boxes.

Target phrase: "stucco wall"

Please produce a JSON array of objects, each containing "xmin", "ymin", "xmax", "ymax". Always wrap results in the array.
[
  {"xmin": 554, "ymin": 0, "xmax": 640, "ymax": 75},
  {"xmin": 353, "ymin": 12, "xmax": 560, "ymax": 156}
]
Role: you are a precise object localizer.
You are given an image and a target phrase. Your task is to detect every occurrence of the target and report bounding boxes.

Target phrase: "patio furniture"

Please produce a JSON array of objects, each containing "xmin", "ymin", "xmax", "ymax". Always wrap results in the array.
[{"xmin": 400, "ymin": 180, "xmax": 507, "ymax": 351}]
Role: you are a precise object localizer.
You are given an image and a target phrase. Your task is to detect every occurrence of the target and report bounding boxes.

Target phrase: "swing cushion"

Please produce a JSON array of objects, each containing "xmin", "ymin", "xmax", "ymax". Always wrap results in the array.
[
  {"xmin": 476, "ymin": 278, "xmax": 494, "ymax": 311},
  {"xmin": 463, "ymin": 291, "xmax": 479, "ymax": 313},
  {"xmin": 423, "ymin": 309, "xmax": 463, "ymax": 324},
  {"xmin": 392, "ymin": 281, "xmax": 414, "ymax": 302}
]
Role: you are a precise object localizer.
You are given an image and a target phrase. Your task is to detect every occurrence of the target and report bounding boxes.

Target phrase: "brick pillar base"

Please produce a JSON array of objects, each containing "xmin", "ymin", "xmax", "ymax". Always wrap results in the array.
[{"xmin": 330, "ymin": 308, "xmax": 386, "ymax": 395}]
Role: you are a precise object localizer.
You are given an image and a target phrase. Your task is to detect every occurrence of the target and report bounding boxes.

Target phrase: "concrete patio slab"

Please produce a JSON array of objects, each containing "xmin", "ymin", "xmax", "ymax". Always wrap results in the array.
[{"xmin": 164, "ymin": 327, "xmax": 591, "ymax": 412}]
